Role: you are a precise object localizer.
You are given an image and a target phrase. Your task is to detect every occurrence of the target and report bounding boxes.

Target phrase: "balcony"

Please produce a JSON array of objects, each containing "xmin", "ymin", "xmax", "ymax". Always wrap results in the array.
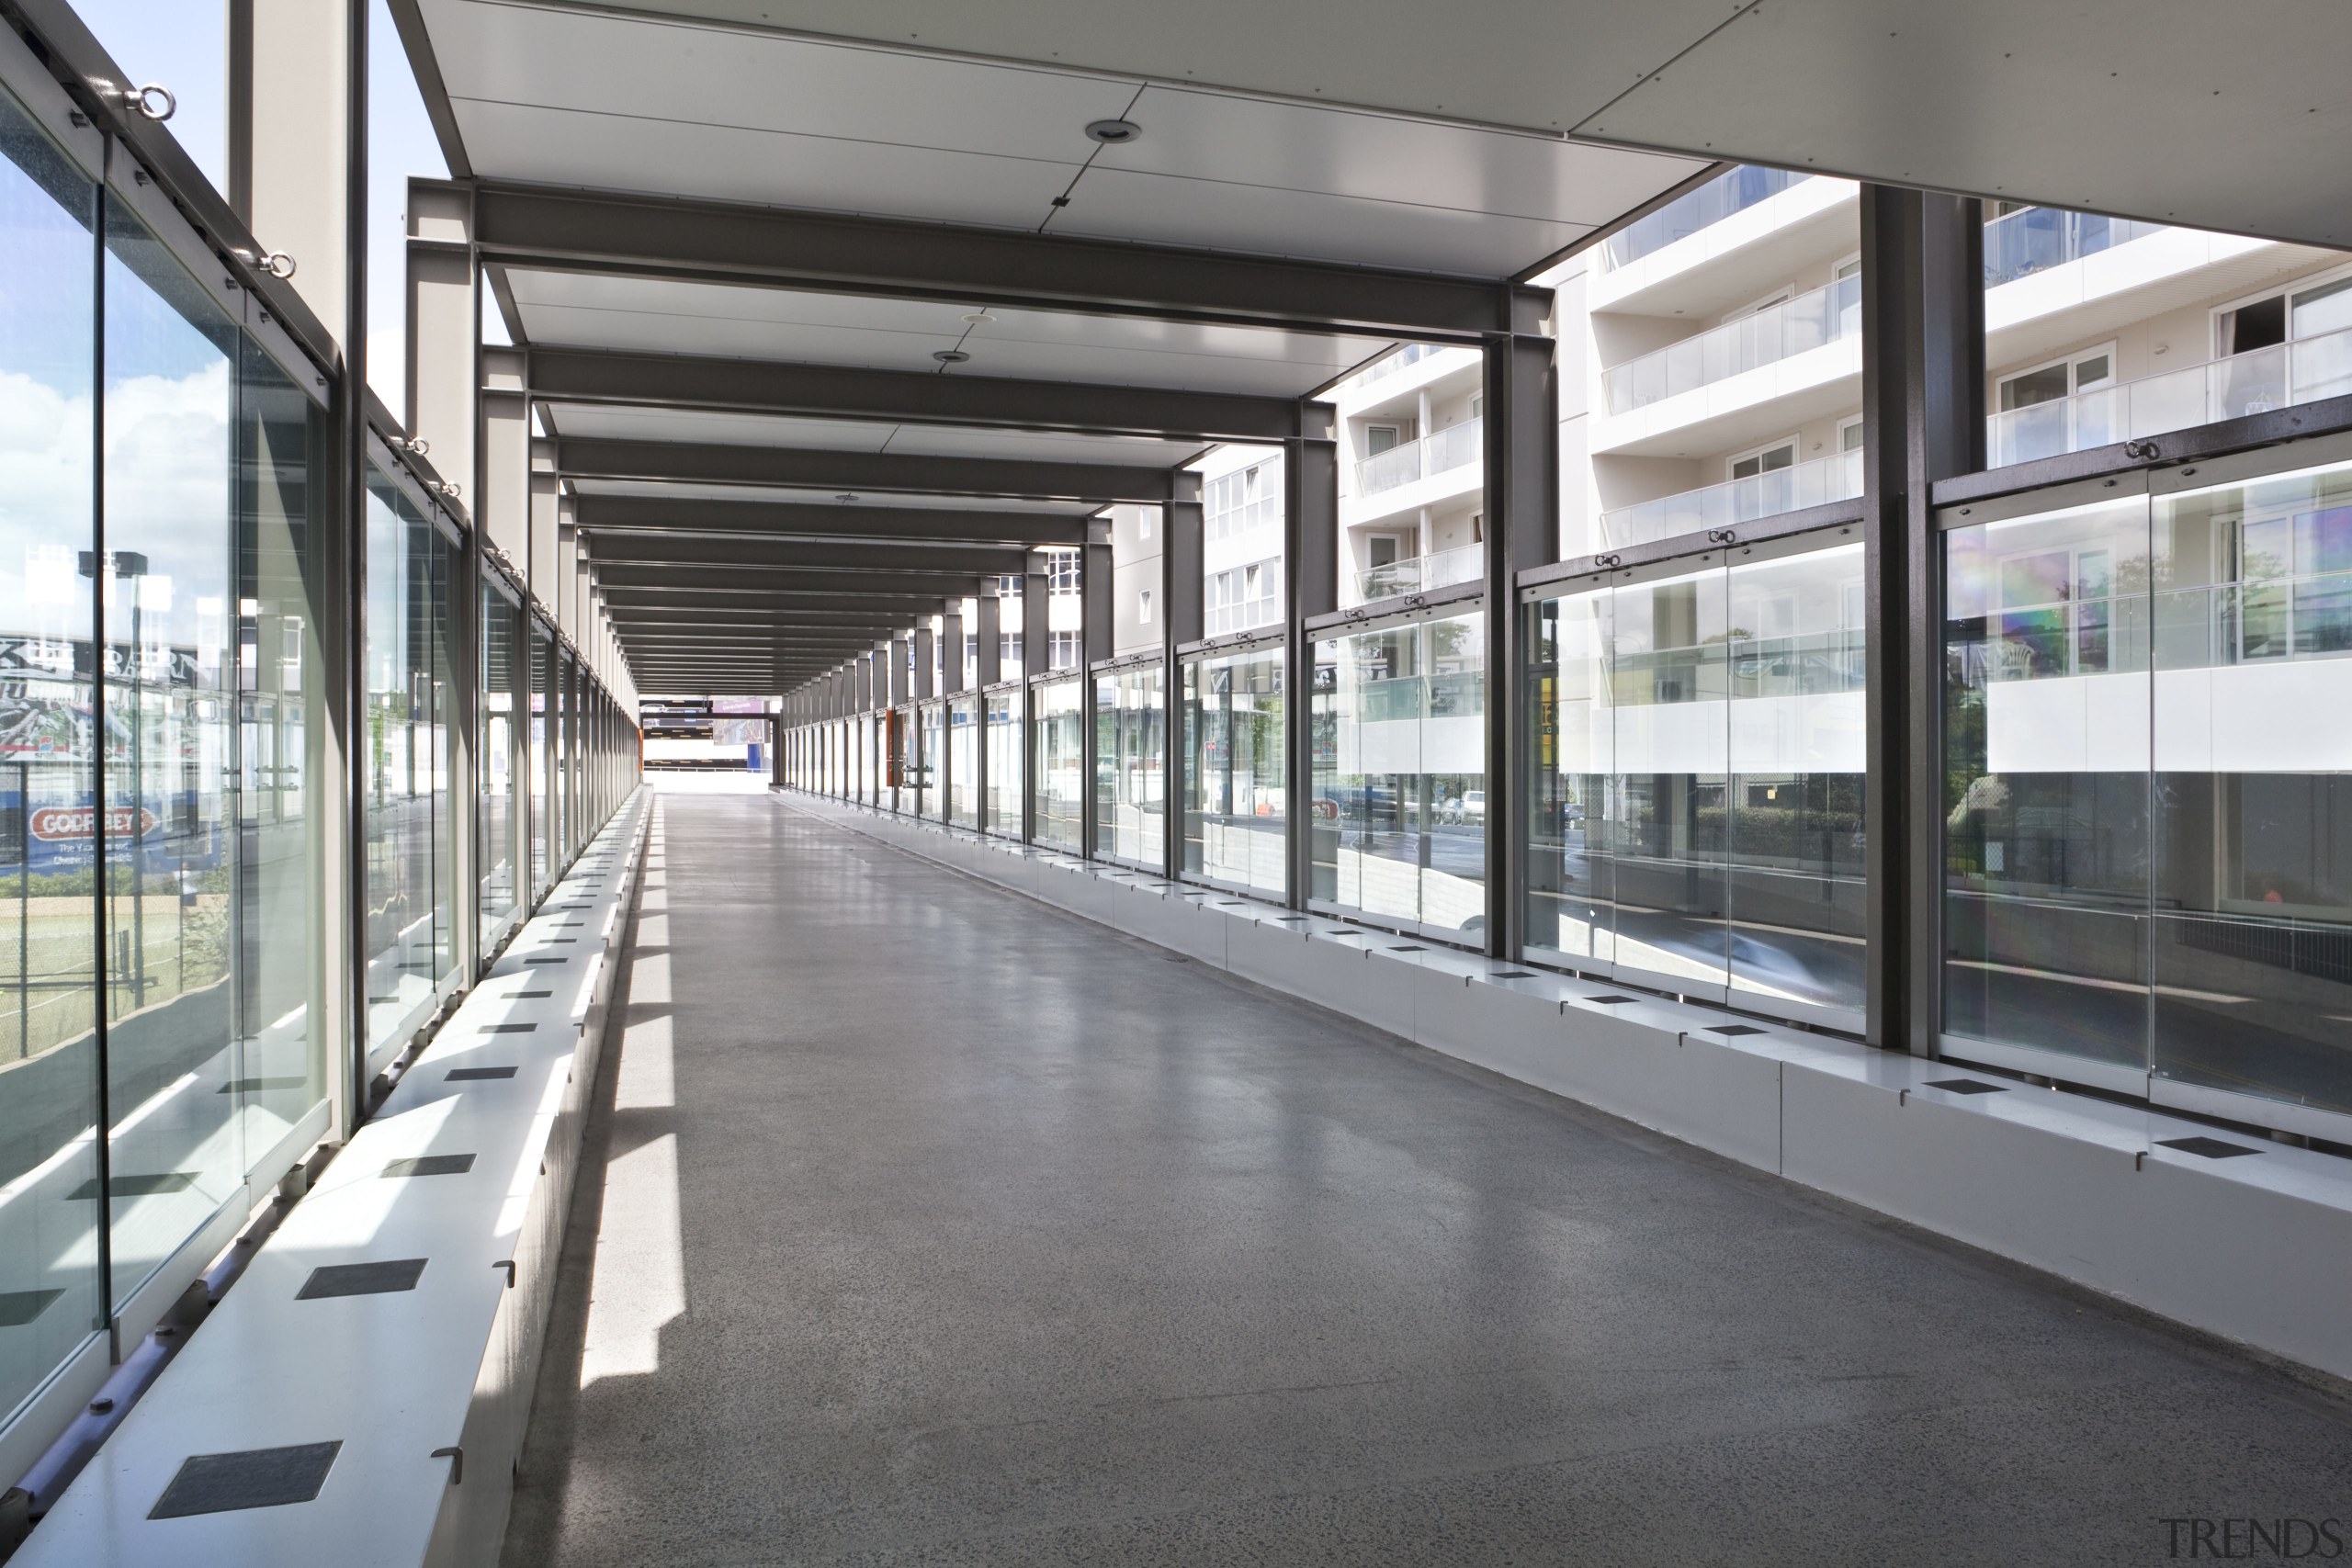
[
  {"xmin": 1603, "ymin": 276, "xmax": 1861, "ymax": 418},
  {"xmin": 1600, "ymin": 167, "xmax": 1811, "ymax": 272},
  {"xmin": 1983, "ymin": 207, "xmax": 2168, "ymax": 289},
  {"xmin": 1358, "ymin": 342, "xmax": 1440, "ymax": 385},
  {"xmin": 1356, "ymin": 543, "xmax": 1483, "ymax": 604},
  {"xmin": 1987, "ymin": 325, "xmax": 2352, "ymax": 468},
  {"xmin": 1598, "ymin": 448, "xmax": 1863, "ymax": 551},
  {"xmin": 1356, "ymin": 417, "xmax": 1483, "ymax": 496}
]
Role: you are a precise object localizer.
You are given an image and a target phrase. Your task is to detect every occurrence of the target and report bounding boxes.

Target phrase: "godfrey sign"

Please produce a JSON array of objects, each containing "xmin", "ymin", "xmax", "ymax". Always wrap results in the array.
[{"xmin": 29, "ymin": 805, "xmax": 160, "ymax": 842}]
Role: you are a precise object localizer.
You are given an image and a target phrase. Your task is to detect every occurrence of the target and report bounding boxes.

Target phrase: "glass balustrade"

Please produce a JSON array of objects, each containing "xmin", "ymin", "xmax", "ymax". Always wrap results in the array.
[
  {"xmin": 1354, "ymin": 417, "xmax": 1483, "ymax": 496},
  {"xmin": 1602, "ymin": 276, "xmax": 1862, "ymax": 416},
  {"xmin": 1982, "ymin": 206, "xmax": 2169, "ymax": 289},
  {"xmin": 1356, "ymin": 543, "xmax": 1485, "ymax": 604},
  {"xmin": 1600, "ymin": 448, "xmax": 1865, "ymax": 550},
  {"xmin": 1600, "ymin": 166, "xmax": 1812, "ymax": 271}
]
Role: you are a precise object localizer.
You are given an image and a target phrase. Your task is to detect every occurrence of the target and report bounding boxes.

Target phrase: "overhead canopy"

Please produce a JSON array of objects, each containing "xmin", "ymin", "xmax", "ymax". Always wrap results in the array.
[{"xmin": 388, "ymin": 0, "xmax": 1708, "ymax": 693}]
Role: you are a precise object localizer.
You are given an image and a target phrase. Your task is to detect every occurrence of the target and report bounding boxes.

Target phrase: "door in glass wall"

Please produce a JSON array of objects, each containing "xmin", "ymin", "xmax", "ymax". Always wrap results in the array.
[
  {"xmin": 1943, "ymin": 457, "xmax": 2352, "ymax": 1122},
  {"xmin": 1034, "ymin": 678, "xmax": 1084, "ymax": 851},
  {"xmin": 1093, "ymin": 663, "xmax": 1166, "ymax": 869},
  {"xmin": 1312, "ymin": 613, "xmax": 1487, "ymax": 938},
  {"xmin": 1528, "ymin": 536, "xmax": 1868, "ymax": 1027},
  {"xmin": 1181, "ymin": 646, "xmax": 1285, "ymax": 897},
  {"xmin": 0, "ymin": 82, "xmax": 103, "ymax": 1410}
]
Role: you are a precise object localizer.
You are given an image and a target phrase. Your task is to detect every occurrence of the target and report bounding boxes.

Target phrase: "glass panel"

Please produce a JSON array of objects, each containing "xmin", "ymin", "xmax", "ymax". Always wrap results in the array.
[
  {"xmin": 233, "ymin": 334, "xmax": 328, "ymax": 1170},
  {"xmin": 1182, "ymin": 645, "xmax": 1285, "ymax": 897},
  {"xmin": 101, "ymin": 192, "xmax": 242, "ymax": 1309},
  {"xmin": 361, "ymin": 471, "xmax": 437, "ymax": 1071},
  {"xmin": 983, "ymin": 692, "xmax": 1021, "ymax": 835},
  {"xmin": 948, "ymin": 695, "xmax": 978, "ymax": 829},
  {"xmin": 529, "ymin": 621, "xmax": 550, "ymax": 896},
  {"xmin": 1033, "ymin": 678, "xmax": 1084, "ymax": 851},
  {"xmin": 1942, "ymin": 496, "xmax": 2151, "ymax": 1072},
  {"xmin": 919, "ymin": 700, "xmax": 944, "ymax": 821},
  {"xmin": 1092, "ymin": 662, "xmax": 1165, "ymax": 869},
  {"xmin": 1724, "ymin": 543, "xmax": 1868, "ymax": 1018},
  {"xmin": 1312, "ymin": 614, "xmax": 1487, "ymax": 938},
  {"xmin": 479, "ymin": 578, "xmax": 518, "ymax": 938},
  {"xmin": 2151, "ymin": 463, "xmax": 2352, "ymax": 1114},
  {"xmin": 1600, "ymin": 567, "xmax": 1730, "ymax": 995},
  {"xmin": 0, "ymin": 82, "xmax": 103, "ymax": 1410},
  {"xmin": 1525, "ymin": 589, "xmax": 1614, "ymax": 970}
]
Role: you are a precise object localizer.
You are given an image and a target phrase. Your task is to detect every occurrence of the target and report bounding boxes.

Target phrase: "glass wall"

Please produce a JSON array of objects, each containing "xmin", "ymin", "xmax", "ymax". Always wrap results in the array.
[
  {"xmin": 1034, "ymin": 676, "xmax": 1085, "ymax": 851},
  {"xmin": 918, "ymin": 700, "xmax": 944, "ymax": 821},
  {"xmin": 984, "ymin": 689, "xmax": 1021, "ymax": 836},
  {"xmin": 1943, "ymin": 456, "xmax": 2352, "ymax": 1119},
  {"xmin": 479, "ymin": 577, "xmax": 520, "ymax": 942},
  {"xmin": 948, "ymin": 695, "xmax": 979, "ymax": 828},
  {"xmin": 0, "ymin": 74, "xmax": 340, "ymax": 1426},
  {"xmin": 529, "ymin": 619, "xmax": 552, "ymax": 898},
  {"xmin": 1312, "ymin": 611, "xmax": 1487, "ymax": 939},
  {"xmin": 361, "ymin": 468, "xmax": 456, "ymax": 1071},
  {"xmin": 1181, "ymin": 642, "xmax": 1285, "ymax": 897},
  {"xmin": 1093, "ymin": 661, "xmax": 1166, "ymax": 869},
  {"xmin": 1526, "ymin": 537, "xmax": 1868, "ymax": 1026}
]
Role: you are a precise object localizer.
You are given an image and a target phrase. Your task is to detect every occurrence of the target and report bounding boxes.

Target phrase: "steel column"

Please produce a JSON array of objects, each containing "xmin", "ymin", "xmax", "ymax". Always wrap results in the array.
[
  {"xmin": 1021, "ymin": 562, "xmax": 1047, "ymax": 843},
  {"xmin": 1283, "ymin": 418, "xmax": 1339, "ymax": 908},
  {"xmin": 1860, "ymin": 186, "xmax": 1984, "ymax": 1056},
  {"xmin": 1162, "ymin": 475, "xmax": 1204, "ymax": 883},
  {"xmin": 1484, "ymin": 305, "xmax": 1559, "ymax": 960}
]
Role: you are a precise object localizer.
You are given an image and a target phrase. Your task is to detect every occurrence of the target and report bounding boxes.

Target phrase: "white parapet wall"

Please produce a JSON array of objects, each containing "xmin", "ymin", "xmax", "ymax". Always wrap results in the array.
[
  {"xmin": 785, "ymin": 790, "xmax": 2352, "ymax": 1386},
  {"xmin": 16, "ymin": 793, "xmax": 650, "ymax": 1568}
]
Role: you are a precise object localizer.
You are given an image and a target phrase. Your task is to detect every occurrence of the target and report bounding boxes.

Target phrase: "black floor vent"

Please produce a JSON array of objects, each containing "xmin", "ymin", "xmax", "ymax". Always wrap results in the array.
[
  {"xmin": 150, "ymin": 1442, "xmax": 342, "ymax": 1518},
  {"xmin": 298, "ymin": 1259, "xmax": 427, "ymax": 1300}
]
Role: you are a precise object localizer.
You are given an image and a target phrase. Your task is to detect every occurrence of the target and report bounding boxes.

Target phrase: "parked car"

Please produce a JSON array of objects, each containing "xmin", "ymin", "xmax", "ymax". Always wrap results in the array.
[{"xmin": 1441, "ymin": 790, "xmax": 1486, "ymax": 824}]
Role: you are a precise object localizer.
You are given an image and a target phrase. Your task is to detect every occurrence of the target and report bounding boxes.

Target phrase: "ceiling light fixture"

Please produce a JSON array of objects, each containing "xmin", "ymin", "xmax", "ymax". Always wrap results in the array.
[
  {"xmin": 961, "ymin": 311, "xmax": 996, "ymax": 325},
  {"xmin": 834, "ymin": 492, "xmax": 859, "ymax": 502},
  {"xmin": 1085, "ymin": 118, "xmax": 1140, "ymax": 144},
  {"xmin": 933, "ymin": 349, "xmax": 970, "ymax": 364}
]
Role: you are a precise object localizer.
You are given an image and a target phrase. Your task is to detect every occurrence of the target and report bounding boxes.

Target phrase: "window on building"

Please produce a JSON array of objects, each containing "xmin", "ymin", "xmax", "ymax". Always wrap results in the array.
[
  {"xmin": 1138, "ymin": 588, "xmax": 1153, "ymax": 624},
  {"xmin": 1205, "ymin": 457, "xmax": 1284, "ymax": 540},
  {"xmin": 1046, "ymin": 549, "xmax": 1081, "ymax": 595},
  {"xmin": 1048, "ymin": 629, "xmax": 1081, "ymax": 669}
]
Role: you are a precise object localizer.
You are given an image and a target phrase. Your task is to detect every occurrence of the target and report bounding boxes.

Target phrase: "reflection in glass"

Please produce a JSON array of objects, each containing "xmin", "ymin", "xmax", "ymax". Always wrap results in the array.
[
  {"xmin": 983, "ymin": 692, "xmax": 1020, "ymax": 835},
  {"xmin": 948, "ymin": 695, "xmax": 978, "ymax": 829},
  {"xmin": 2150, "ymin": 464, "xmax": 2352, "ymax": 1114},
  {"xmin": 102, "ymin": 192, "xmax": 242, "ymax": 1311},
  {"xmin": 1182, "ymin": 644, "xmax": 1285, "ymax": 897},
  {"xmin": 1312, "ymin": 614, "xmax": 1486, "ymax": 936},
  {"xmin": 1033, "ymin": 677, "xmax": 1084, "ymax": 851},
  {"xmin": 479, "ymin": 578, "xmax": 519, "ymax": 941},
  {"xmin": 0, "ymin": 82, "xmax": 103, "ymax": 1409},
  {"xmin": 1943, "ymin": 497, "xmax": 2152, "ymax": 1071},
  {"xmin": 1093, "ymin": 662, "xmax": 1165, "ymax": 869}
]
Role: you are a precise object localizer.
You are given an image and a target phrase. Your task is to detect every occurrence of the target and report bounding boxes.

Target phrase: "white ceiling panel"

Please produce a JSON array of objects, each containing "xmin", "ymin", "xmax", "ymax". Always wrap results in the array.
[
  {"xmin": 504, "ymin": 270, "xmax": 1384, "ymax": 398},
  {"xmin": 1051, "ymin": 168, "xmax": 1588, "ymax": 278},
  {"xmin": 543, "ymin": 404, "xmax": 1199, "ymax": 467},
  {"xmin": 1101, "ymin": 85, "xmax": 1700, "ymax": 225},
  {"xmin": 570, "ymin": 479, "xmax": 1100, "ymax": 515},
  {"xmin": 543, "ymin": 404, "xmax": 896, "ymax": 452},
  {"xmin": 450, "ymin": 98, "xmax": 1078, "ymax": 231}
]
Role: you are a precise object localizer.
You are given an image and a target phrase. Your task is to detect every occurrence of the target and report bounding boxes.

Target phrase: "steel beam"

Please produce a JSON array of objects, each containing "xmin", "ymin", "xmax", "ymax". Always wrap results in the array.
[
  {"xmin": 472, "ymin": 181, "xmax": 1527, "ymax": 340},
  {"xmin": 533, "ymin": 346, "xmax": 1296, "ymax": 444},
  {"xmin": 572, "ymin": 493, "xmax": 1089, "ymax": 546},
  {"xmin": 593, "ymin": 565, "xmax": 984, "ymax": 596},
  {"xmin": 585, "ymin": 534, "xmax": 1026, "ymax": 576},
  {"xmin": 559, "ymin": 438, "xmax": 1172, "ymax": 504}
]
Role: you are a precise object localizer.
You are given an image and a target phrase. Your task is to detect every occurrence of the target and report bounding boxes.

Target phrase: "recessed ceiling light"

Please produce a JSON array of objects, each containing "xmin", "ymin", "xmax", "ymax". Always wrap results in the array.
[
  {"xmin": 961, "ymin": 311, "xmax": 995, "ymax": 325},
  {"xmin": 1085, "ymin": 118, "xmax": 1140, "ymax": 144},
  {"xmin": 933, "ymin": 349, "xmax": 971, "ymax": 364},
  {"xmin": 835, "ymin": 492, "xmax": 859, "ymax": 502}
]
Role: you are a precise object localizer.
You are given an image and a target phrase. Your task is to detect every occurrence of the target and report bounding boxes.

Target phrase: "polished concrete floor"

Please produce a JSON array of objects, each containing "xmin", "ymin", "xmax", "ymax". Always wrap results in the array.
[{"xmin": 503, "ymin": 786, "xmax": 2352, "ymax": 1567}]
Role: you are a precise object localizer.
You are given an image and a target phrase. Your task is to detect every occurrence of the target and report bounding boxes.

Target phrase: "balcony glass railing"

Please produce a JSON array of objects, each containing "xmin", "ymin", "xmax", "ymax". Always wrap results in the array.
[
  {"xmin": 1982, "ymin": 207, "xmax": 2169, "ymax": 289},
  {"xmin": 1601, "ymin": 276, "xmax": 1861, "ymax": 416},
  {"xmin": 1355, "ymin": 416, "xmax": 1484, "ymax": 496},
  {"xmin": 1600, "ymin": 167, "xmax": 1812, "ymax": 271},
  {"xmin": 1356, "ymin": 543, "xmax": 1484, "ymax": 604},
  {"xmin": 1598, "ymin": 447, "xmax": 1864, "ymax": 550},
  {"xmin": 1987, "ymin": 326, "xmax": 2352, "ymax": 468}
]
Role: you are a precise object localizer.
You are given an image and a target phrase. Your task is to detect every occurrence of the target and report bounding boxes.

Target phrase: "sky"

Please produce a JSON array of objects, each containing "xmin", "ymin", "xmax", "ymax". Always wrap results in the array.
[{"xmin": 68, "ymin": 0, "xmax": 459, "ymax": 412}]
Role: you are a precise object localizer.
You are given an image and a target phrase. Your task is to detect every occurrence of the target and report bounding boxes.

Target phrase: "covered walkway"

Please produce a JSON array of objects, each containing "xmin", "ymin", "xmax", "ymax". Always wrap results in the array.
[{"xmin": 506, "ymin": 785, "xmax": 2352, "ymax": 1567}]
